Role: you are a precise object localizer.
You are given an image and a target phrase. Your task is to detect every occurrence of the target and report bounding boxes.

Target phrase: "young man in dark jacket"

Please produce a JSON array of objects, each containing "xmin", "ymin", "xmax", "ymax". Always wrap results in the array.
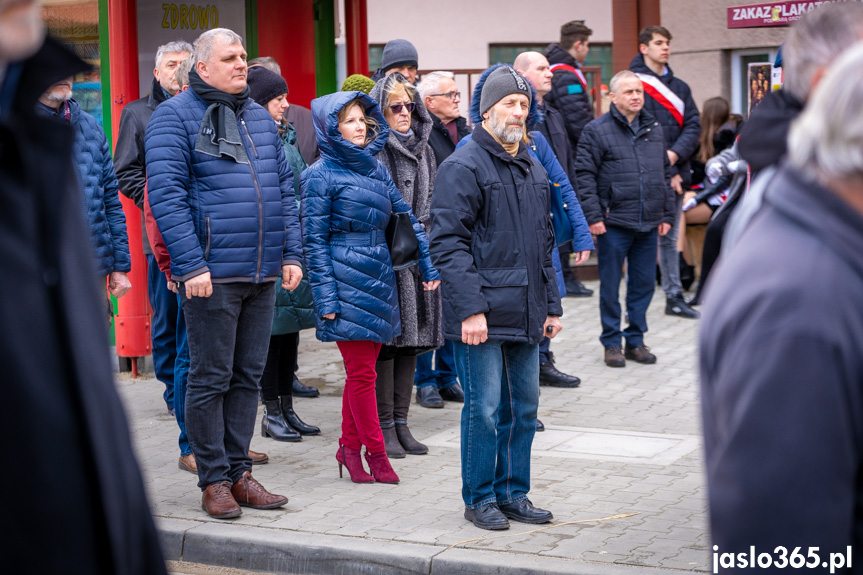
[
  {"xmin": 700, "ymin": 44, "xmax": 863, "ymax": 560},
  {"xmin": 576, "ymin": 71, "xmax": 674, "ymax": 368},
  {"xmin": 0, "ymin": 25, "xmax": 166, "ymax": 574},
  {"xmin": 430, "ymin": 66, "xmax": 563, "ymax": 531},
  {"xmin": 413, "ymin": 70, "xmax": 472, "ymax": 409},
  {"xmin": 630, "ymin": 26, "xmax": 700, "ymax": 319},
  {"xmin": 115, "ymin": 40, "xmax": 192, "ymax": 425},
  {"xmin": 146, "ymin": 28, "xmax": 302, "ymax": 520}
]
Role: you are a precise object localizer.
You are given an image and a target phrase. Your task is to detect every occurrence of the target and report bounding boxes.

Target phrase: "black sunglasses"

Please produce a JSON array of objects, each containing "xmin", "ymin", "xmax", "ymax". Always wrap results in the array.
[{"xmin": 388, "ymin": 102, "xmax": 416, "ymax": 114}]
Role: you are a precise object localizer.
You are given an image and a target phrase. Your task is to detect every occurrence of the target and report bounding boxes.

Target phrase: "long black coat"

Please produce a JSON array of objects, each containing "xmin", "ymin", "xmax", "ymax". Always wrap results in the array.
[
  {"xmin": 575, "ymin": 105, "xmax": 675, "ymax": 232},
  {"xmin": 0, "ymin": 38, "xmax": 166, "ymax": 575},
  {"xmin": 544, "ymin": 43, "xmax": 595, "ymax": 150},
  {"xmin": 430, "ymin": 125, "xmax": 562, "ymax": 344},
  {"xmin": 427, "ymin": 113, "xmax": 471, "ymax": 168}
]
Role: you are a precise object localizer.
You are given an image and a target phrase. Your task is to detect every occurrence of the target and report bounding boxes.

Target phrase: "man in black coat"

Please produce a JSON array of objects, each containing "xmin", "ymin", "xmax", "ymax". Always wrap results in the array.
[
  {"xmin": 576, "ymin": 71, "xmax": 674, "ymax": 369},
  {"xmin": 413, "ymin": 70, "xmax": 472, "ymax": 409},
  {"xmin": 700, "ymin": 43, "xmax": 863, "ymax": 560},
  {"xmin": 630, "ymin": 26, "xmax": 700, "ymax": 319},
  {"xmin": 115, "ymin": 40, "xmax": 192, "ymax": 423},
  {"xmin": 430, "ymin": 66, "xmax": 562, "ymax": 531},
  {"xmin": 0, "ymin": 13, "xmax": 166, "ymax": 575}
]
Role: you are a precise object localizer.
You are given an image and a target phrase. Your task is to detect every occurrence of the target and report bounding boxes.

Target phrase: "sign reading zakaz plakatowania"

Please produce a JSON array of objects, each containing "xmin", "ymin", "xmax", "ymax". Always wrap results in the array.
[{"xmin": 728, "ymin": 0, "xmax": 863, "ymax": 28}]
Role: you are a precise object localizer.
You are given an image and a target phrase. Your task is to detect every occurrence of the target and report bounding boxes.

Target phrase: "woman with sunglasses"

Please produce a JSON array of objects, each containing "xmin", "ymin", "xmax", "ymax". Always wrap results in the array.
[
  {"xmin": 301, "ymin": 91, "xmax": 440, "ymax": 484},
  {"xmin": 368, "ymin": 73, "xmax": 443, "ymax": 459}
]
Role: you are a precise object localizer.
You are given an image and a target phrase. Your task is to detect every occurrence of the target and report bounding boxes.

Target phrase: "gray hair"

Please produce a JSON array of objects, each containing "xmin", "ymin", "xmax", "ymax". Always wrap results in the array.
[
  {"xmin": 155, "ymin": 40, "xmax": 193, "ymax": 68},
  {"xmin": 194, "ymin": 28, "xmax": 244, "ymax": 67},
  {"xmin": 417, "ymin": 71, "xmax": 454, "ymax": 100},
  {"xmin": 175, "ymin": 54, "xmax": 194, "ymax": 89},
  {"xmin": 784, "ymin": 3, "xmax": 863, "ymax": 102},
  {"xmin": 789, "ymin": 41, "xmax": 863, "ymax": 182},
  {"xmin": 248, "ymin": 56, "xmax": 281, "ymax": 75},
  {"xmin": 609, "ymin": 70, "xmax": 640, "ymax": 94}
]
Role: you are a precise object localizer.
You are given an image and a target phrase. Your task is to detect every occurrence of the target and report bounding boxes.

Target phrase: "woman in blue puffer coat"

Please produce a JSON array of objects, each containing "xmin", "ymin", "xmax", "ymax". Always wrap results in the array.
[{"xmin": 301, "ymin": 91, "xmax": 440, "ymax": 485}]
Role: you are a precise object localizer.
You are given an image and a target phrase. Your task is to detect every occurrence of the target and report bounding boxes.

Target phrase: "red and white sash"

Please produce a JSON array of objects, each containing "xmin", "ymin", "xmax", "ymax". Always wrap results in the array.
[
  {"xmin": 550, "ymin": 63, "xmax": 588, "ymax": 91},
  {"xmin": 634, "ymin": 72, "xmax": 684, "ymax": 128}
]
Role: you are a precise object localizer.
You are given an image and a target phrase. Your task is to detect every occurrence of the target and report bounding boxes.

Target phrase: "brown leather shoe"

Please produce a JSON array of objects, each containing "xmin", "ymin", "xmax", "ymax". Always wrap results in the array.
[
  {"xmin": 248, "ymin": 449, "xmax": 268, "ymax": 465},
  {"xmin": 604, "ymin": 346, "xmax": 626, "ymax": 368},
  {"xmin": 625, "ymin": 344, "xmax": 657, "ymax": 364},
  {"xmin": 178, "ymin": 454, "xmax": 197, "ymax": 474},
  {"xmin": 201, "ymin": 481, "xmax": 242, "ymax": 519},
  {"xmin": 231, "ymin": 471, "xmax": 288, "ymax": 509}
]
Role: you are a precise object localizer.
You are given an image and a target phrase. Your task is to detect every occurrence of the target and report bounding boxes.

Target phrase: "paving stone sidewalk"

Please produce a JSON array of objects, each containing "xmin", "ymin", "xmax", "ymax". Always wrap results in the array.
[{"xmin": 118, "ymin": 281, "xmax": 711, "ymax": 573}]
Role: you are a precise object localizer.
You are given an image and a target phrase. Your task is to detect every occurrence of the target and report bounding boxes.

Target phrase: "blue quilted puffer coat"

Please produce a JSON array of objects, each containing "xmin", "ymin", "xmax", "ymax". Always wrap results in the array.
[
  {"xmin": 144, "ymin": 88, "xmax": 302, "ymax": 283},
  {"xmin": 300, "ymin": 91, "xmax": 440, "ymax": 343},
  {"xmin": 37, "ymin": 99, "xmax": 131, "ymax": 277}
]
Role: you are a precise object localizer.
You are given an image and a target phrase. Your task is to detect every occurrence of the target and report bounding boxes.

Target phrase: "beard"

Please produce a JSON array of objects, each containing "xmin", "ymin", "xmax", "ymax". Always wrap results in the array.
[
  {"xmin": 0, "ymin": 0, "xmax": 45, "ymax": 62},
  {"xmin": 487, "ymin": 108, "xmax": 525, "ymax": 144}
]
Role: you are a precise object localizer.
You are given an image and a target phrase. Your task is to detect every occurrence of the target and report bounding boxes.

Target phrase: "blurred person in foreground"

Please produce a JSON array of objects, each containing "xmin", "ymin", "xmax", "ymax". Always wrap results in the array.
[
  {"xmin": 0, "ymin": 0, "xmax": 166, "ymax": 572},
  {"xmin": 701, "ymin": 41, "xmax": 863, "ymax": 564}
]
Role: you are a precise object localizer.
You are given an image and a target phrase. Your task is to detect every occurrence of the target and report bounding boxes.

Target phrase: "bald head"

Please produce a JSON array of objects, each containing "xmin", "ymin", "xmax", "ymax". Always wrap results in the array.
[{"xmin": 514, "ymin": 51, "xmax": 552, "ymax": 100}]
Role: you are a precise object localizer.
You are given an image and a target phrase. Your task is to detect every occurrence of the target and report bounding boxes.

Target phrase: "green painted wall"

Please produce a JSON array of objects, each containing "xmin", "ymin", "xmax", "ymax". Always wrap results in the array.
[{"xmin": 314, "ymin": 0, "xmax": 337, "ymax": 96}]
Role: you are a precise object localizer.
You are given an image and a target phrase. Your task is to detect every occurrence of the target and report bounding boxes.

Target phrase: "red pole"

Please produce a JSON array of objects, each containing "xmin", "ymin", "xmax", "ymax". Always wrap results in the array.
[
  {"xmin": 109, "ymin": 0, "xmax": 151, "ymax": 372},
  {"xmin": 345, "ymin": 0, "xmax": 369, "ymax": 76}
]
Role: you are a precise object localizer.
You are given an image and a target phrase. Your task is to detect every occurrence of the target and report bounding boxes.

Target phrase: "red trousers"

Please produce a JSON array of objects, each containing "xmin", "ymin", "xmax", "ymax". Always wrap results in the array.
[{"xmin": 336, "ymin": 340, "xmax": 385, "ymax": 453}]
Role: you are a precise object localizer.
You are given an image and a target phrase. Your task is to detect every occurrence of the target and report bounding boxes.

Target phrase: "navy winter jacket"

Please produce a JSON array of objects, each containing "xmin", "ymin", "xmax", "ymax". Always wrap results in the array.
[
  {"xmin": 37, "ymin": 99, "xmax": 131, "ymax": 277},
  {"xmin": 144, "ymin": 88, "xmax": 302, "ymax": 283},
  {"xmin": 544, "ymin": 43, "xmax": 595, "ymax": 150},
  {"xmin": 430, "ymin": 125, "xmax": 562, "ymax": 345},
  {"xmin": 630, "ymin": 54, "xmax": 701, "ymax": 184},
  {"xmin": 575, "ymin": 105, "xmax": 675, "ymax": 232},
  {"xmin": 300, "ymin": 91, "xmax": 439, "ymax": 343}
]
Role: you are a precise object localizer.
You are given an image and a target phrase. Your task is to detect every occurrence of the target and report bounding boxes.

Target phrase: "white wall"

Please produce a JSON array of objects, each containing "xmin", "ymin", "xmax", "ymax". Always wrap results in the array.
[{"xmin": 367, "ymin": 0, "xmax": 613, "ymax": 70}]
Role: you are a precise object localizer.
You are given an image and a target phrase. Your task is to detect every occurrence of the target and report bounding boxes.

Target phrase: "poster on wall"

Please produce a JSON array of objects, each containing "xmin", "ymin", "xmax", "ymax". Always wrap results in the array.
[
  {"xmin": 136, "ymin": 0, "xmax": 246, "ymax": 97},
  {"xmin": 748, "ymin": 62, "xmax": 772, "ymax": 116}
]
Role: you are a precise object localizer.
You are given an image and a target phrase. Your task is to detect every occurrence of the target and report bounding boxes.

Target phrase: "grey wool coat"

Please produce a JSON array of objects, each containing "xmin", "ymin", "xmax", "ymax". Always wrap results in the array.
[{"xmin": 370, "ymin": 75, "xmax": 444, "ymax": 349}]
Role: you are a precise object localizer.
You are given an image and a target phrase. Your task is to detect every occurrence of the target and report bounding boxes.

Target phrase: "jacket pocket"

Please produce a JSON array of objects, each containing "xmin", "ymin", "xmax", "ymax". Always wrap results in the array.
[
  {"xmin": 478, "ymin": 267, "xmax": 528, "ymax": 331},
  {"xmin": 204, "ymin": 216, "xmax": 211, "ymax": 260}
]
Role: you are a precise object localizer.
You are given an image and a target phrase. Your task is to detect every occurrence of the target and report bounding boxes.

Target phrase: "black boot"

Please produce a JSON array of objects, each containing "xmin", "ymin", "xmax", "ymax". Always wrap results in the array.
[
  {"xmin": 280, "ymin": 394, "xmax": 320, "ymax": 436},
  {"xmin": 381, "ymin": 423, "xmax": 405, "ymax": 458},
  {"xmin": 292, "ymin": 374, "xmax": 320, "ymax": 398},
  {"xmin": 679, "ymin": 252, "xmax": 695, "ymax": 291},
  {"xmin": 261, "ymin": 399, "xmax": 302, "ymax": 442},
  {"xmin": 395, "ymin": 422, "xmax": 428, "ymax": 455}
]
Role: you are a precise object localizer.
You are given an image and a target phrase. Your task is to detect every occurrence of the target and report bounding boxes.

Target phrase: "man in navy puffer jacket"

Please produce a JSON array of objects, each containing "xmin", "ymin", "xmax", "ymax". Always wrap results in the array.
[
  {"xmin": 146, "ymin": 28, "xmax": 302, "ymax": 520},
  {"xmin": 36, "ymin": 79, "xmax": 131, "ymax": 300}
]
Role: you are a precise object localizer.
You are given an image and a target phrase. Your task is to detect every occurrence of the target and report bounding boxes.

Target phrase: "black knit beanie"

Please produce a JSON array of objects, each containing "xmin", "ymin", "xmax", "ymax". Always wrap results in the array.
[
  {"xmin": 247, "ymin": 65, "xmax": 288, "ymax": 106},
  {"xmin": 381, "ymin": 39, "xmax": 418, "ymax": 71}
]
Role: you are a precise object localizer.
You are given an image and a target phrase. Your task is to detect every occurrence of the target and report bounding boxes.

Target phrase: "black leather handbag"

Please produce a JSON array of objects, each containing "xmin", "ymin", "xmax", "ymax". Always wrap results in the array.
[{"xmin": 385, "ymin": 212, "xmax": 420, "ymax": 270}]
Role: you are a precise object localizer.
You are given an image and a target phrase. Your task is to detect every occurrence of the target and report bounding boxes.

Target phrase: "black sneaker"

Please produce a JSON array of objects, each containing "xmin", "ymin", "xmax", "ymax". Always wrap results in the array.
[
  {"xmin": 665, "ymin": 293, "xmax": 701, "ymax": 319},
  {"xmin": 498, "ymin": 498, "xmax": 553, "ymax": 524},
  {"xmin": 464, "ymin": 503, "xmax": 510, "ymax": 530},
  {"xmin": 564, "ymin": 278, "xmax": 593, "ymax": 297}
]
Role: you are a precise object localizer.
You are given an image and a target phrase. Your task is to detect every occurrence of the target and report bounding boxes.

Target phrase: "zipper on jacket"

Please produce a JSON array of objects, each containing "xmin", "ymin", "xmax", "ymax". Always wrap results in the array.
[
  {"xmin": 240, "ymin": 116, "xmax": 264, "ymax": 281},
  {"xmin": 205, "ymin": 216, "xmax": 211, "ymax": 259}
]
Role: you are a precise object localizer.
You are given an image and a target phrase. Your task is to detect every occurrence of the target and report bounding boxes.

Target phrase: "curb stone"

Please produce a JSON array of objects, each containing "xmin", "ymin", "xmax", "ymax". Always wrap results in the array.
[{"xmin": 157, "ymin": 520, "xmax": 700, "ymax": 575}]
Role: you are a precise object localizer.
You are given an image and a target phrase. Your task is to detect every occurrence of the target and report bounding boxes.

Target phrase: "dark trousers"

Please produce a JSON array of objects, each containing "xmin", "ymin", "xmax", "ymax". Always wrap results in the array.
[
  {"xmin": 148, "ymin": 254, "xmax": 178, "ymax": 410},
  {"xmin": 596, "ymin": 226, "xmax": 658, "ymax": 349},
  {"xmin": 260, "ymin": 332, "xmax": 300, "ymax": 402},
  {"xmin": 181, "ymin": 282, "xmax": 276, "ymax": 489},
  {"xmin": 415, "ymin": 339, "xmax": 458, "ymax": 390}
]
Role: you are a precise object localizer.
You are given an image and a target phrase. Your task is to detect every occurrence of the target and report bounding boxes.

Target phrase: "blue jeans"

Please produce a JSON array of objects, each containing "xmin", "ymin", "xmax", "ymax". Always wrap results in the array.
[
  {"xmin": 454, "ymin": 339, "xmax": 539, "ymax": 508},
  {"xmin": 596, "ymin": 225, "xmax": 658, "ymax": 349},
  {"xmin": 173, "ymin": 295, "xmax": 192, "ymax": 457},
  {"xmin": 415, "ymin": 339, "xmax": 458, "ymax": 390},
  {"xmin": 148, "ymin": 254, "xmax": 177, "ymax": 410},
  {"xmin": 181, "ymin": 282, "xmax": 276, "ymax": 489}
]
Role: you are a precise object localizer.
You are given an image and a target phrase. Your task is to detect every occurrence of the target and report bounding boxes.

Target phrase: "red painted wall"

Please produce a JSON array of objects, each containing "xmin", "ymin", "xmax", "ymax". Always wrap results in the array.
[{"xmin": 256, "ymin": 0, "xmax": 317, "ymax": 108}]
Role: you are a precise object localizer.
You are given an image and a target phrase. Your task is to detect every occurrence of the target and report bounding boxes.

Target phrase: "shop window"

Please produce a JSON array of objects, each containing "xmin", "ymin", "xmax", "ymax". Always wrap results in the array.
[
  {"xmin": 730, "ymin": 48, "xmax": 779, "ymax": 116},
  {"xmin": 369, "ymin": 43, "xmax": 384, "ymax": 74},
  {"xmin": 488, "ymin": 44, "xmax": 548, "ymax": 65},
  {"xmin": 42, "ymin": 1, "xmax": 103, "ymax": 125}
]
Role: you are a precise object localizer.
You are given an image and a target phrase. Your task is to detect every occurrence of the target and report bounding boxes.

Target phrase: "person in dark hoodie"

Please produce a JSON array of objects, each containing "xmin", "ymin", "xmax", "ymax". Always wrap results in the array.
[
  {"xmin": 0, "ymin": 2, "xmax": 167, "ymax": 571},
  {"xmin": 430, "ymin": 66, "xmax": 563, "ymax": 531},
  {"xmin": 720, "ymin": 3, "xmax": 863, "ymax": 257},
  {"xmin": 700, "ymin": 41, "xmax": 863, "ymax": 563},
  {"xmin": 630, "ymin": 26, "xmax": 701, "ymax": 320}
]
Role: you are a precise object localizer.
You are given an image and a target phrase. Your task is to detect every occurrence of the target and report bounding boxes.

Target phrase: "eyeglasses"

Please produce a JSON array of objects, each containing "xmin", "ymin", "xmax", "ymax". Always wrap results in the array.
[
  {"xmin": 388, "ymin": 102, "xmax": 416, "ymax": 114},
  {"xmin": 429, "ymin": 91, "xmax": 461, "ymax": 101}
]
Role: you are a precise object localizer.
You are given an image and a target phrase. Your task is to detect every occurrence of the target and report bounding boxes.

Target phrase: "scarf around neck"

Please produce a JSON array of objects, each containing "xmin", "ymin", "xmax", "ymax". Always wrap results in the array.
[{"xmin": 189, "ymin": 69, "xmax": 251, "ymax": 164}]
